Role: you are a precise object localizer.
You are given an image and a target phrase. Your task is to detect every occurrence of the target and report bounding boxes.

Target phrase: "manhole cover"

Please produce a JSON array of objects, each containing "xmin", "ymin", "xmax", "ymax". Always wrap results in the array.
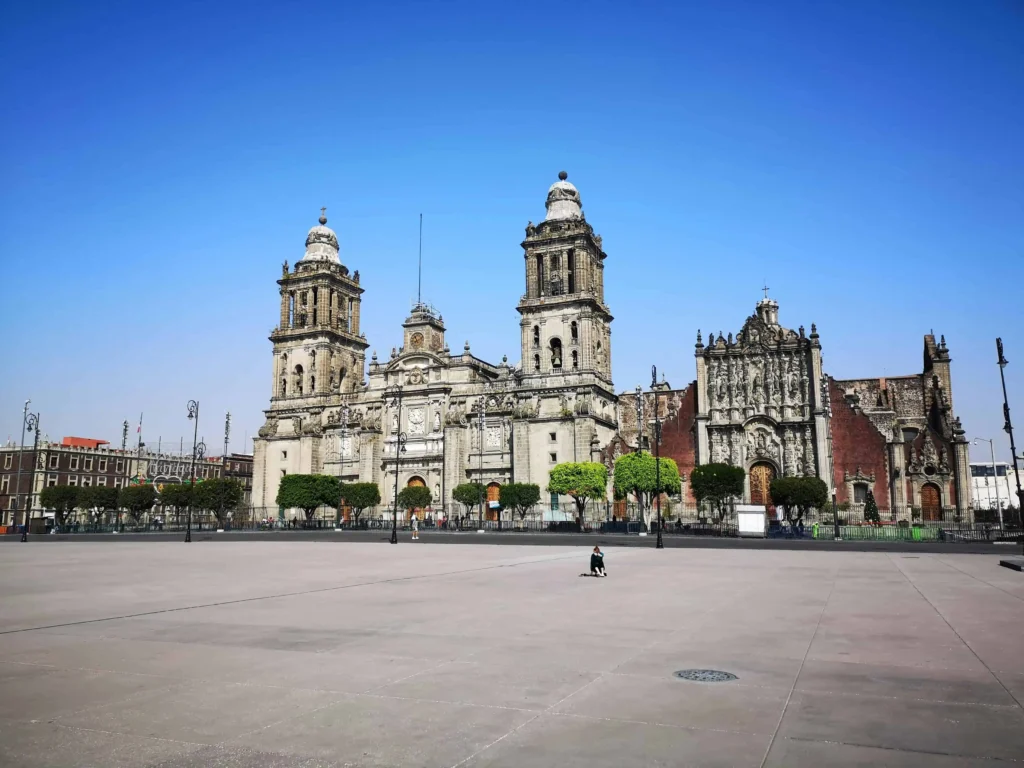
[{"xmin": 674, "ymin": 669, "xmax": 737, "ymax": 683}]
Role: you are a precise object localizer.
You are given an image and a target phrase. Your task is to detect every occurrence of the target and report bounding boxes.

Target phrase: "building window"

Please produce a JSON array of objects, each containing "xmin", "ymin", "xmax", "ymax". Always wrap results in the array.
[
  {"xmin": 81, "ymin": 476, "xmax": 92, "ymax": 487},
  {"xmin": 97, "ymin": 477, "xmax": 107, "ymax": 487},
  {"xmin": 572, "ymin": 350, "xmax": 579, "ymax": 370},
  {"xmin": 550, "ymin": 452, "xmax": 557, "ymax": 463},
  {"xmin": 69, "ymin": 457, "xmax": 79, "ymax": 471},
  {"xmin": 853, "ymin": 483, "xmax": 868, "ymax": 504},
  {"xmin": 282, "ymin": 450, "xmax": 288, "ymax": 460},
  {"xmin": 550, "ymin": 491, "xmax": 559, "ymax": 511},
  {"xmin": 532, "ymin": 326, "xmax": 540, "ymax": 347},
  {"xmin": 281, "ymin": 469, "xmax": 287, "ymax": 477},
  {"xmin": 567, "ymin": 250, "xmax": 575, "ymax": 293},
  {"xmin": 570, "ymin": 321, "xmax": 578, "ymax": 343},
  {"xmin": 69, "ymin": 476, "xmax": 78, "ymax": 487},
  {"xmin": 234, "ymin": 462, "xmax": 239, "ymax": 471},
  {"xmin": 902, "ymin": 428, "xmax": 918, "ymax": 443},
  {"xmin": 116, "ymin": 459, "xmax": 124, "ymax": 473},
  {"xmin": 49, "ymin": 455, "xmax": 58, "ymax": 469},
  {"xmin": 0, "ymin": 476, "xmax": 8, "ymax": 493},
  {"xmin": 113, "ymin": 478, "xmax": 122, "ymax": 489},
  {"xmin": 84, "ymin": 458, "xmax": 93, "ymax": 472},
  {"xmin": 536, "ymin": 255, "xmax": 545, "ymax": 297},
  {"xmin": 47, "ymin": 475, "xmax": 57, "ymax": 487},
  {"xmin": 533, "ymin": 354, "xmax": 540, "ymax": 373},
  {"xmin": 99, "ymin": 459, "xmax": 107, "ymax": 472},
  {"xmin": 2, "ymin": 455, "xmax": 10, "ymax": 470},
  {"xmin": 549, "ymin": 432, "xmax": 557, "ymax": 442}
]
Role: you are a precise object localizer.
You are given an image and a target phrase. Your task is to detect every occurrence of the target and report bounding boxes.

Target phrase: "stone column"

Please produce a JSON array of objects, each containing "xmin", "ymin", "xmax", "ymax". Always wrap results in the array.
[{"xmin": 279, "ymin": 290, "xmax": 289, "ymax": 329}]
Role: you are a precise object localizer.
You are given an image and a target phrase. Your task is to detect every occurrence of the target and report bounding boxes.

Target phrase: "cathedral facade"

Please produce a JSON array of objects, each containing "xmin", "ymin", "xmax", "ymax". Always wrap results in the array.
[
  {"xmin": 252, "ymin": 174, "xmax": 618, "ymax": 515},
  {"xmin": 253, "ymin": 172, "xmax": 972, "ymax": 521}
]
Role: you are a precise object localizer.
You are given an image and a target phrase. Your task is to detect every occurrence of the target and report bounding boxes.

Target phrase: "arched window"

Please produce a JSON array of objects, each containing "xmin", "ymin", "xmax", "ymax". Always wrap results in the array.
[
  {"xmin": 310, "ymin": 375, "xmax": 316, "ymax": 392},
  {"xmin": 280, "ymin": 377, "xmax": 287, "ymax": 396},
  {"xmin": 570, "ymin": 321, "xmax": 578, "ymax": 343},
  {"xmin": 533, "ymin": 354, "xmax": 541, "ymax": 372},
  {"xmin": 339, "ymin": 367, "xmax": 347, "ymax": 390},
  {"xmin": 550, "ymin": 274, "xmax": 562, "ymax": 296},
  {"xmin": 571, "ymin": 350, "xmax": 579, "ymax": 370},
  {"xmin": 550, "ymin": 338, "xmax": 563, "ymax": 370},
  {"xmin": 532, "ymin": 326, "xmax": 540, "ymax": 347},
  {"xmin": 536, "ymin": 255, "xmax": 545, "ymax": 297},
  {"xmin": 294, "ymin": 364, "xmax": 304, "ymax": 396},
  {"xmin": 567, "ymin": 249, "xmax": 576, "ymax": 293}
]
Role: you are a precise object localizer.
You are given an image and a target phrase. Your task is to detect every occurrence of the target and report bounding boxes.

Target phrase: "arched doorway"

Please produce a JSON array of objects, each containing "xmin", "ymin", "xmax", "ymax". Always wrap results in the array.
[
  {"xmin": 486, "ymin": 482, "xmax": 501, "ymax": 521},
  {"xmin": 407, "ymin": 476, "xmax": 426, "ymax": 520},
  {"xmin": 750, "ymin": 463, "xmax": 776, "ymax": 507},
  {"xmin": 920, "ymin": 483, "xmax": 941, "ymax": 521}
]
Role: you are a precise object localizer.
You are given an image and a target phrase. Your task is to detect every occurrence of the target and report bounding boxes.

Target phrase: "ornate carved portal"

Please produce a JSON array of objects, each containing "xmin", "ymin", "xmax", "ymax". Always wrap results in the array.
[{"xmin": 750, "ymin": 463, "xmax": 776, "ymax": 507}]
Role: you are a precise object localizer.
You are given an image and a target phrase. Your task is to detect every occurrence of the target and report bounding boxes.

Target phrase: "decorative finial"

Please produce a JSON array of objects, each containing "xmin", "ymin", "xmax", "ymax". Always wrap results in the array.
[
  {"xmin": 464, "ymin": 340, "xmax": 470, "ymax": 351},
  {"xmin": 558, "ymin": 171, "xmax": 568, "ymax": 181},
  {"xmin": 319, "ymin": 207, "xmax": 327, "ymax": 225},
  {"xmin": 696, "ymin": 329, "xmax": 702, "ymax": 345},
  {"xmin": 810, "ymin": 323, "xmax": 817, "ymax": 334},
  {"xmin": 502, "ymin": 354, "xmax": 508, "ymax": 364}
]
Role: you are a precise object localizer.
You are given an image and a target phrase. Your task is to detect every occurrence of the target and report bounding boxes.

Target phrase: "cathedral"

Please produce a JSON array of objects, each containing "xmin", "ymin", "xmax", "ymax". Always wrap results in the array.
[
  {"xmin": 253, "ymin": 173, "xmax": 619, "ymax": 516},
  {"xmin": 253, "ymin": 173, "xmax": 972, "ymax": 521}
]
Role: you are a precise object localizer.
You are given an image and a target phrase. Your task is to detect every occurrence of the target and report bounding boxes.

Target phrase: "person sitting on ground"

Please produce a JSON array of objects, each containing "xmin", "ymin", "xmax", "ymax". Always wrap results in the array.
[{"xmin": 590, "ymin": 545, "xmax": 607, "ymax": 577}]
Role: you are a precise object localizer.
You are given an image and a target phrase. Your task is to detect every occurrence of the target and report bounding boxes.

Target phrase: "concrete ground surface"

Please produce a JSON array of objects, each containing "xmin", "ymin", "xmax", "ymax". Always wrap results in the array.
[{"xmin": 1, "ymin": 543, "xmax": 1023, "ymax": 767}]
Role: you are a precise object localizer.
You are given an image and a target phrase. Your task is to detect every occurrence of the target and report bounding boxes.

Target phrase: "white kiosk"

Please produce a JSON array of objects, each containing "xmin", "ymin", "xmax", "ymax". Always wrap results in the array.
[{"xmin": 735, "ymin": 504, "xmax": 767, "ymax": 538}]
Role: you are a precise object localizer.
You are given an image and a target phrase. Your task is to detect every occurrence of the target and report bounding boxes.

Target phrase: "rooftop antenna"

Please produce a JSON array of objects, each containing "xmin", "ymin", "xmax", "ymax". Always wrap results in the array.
[{"xmin": 417, "ymin": 213, "xmax": 423, "ymax": 305}]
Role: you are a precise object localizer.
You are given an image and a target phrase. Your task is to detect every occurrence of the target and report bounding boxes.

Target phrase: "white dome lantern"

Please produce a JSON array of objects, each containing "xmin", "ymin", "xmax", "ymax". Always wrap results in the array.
[
  {"xmin": 299, "ymin": 208, "xmax": 340, "ymax": 263},
  {"xmin": 544, "ymin": 171, "xmax": 582, "ymax": 221}
]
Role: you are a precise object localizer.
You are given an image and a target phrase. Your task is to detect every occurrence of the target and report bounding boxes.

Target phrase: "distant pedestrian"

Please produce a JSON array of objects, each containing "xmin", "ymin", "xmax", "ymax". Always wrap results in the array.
[
  {"xmin": 590, "ymin": 546, "xmax": 607, "ymax": 577},
  {"xmin": 411, "ymin": 514, "xmax": 419, "ymax": 540}
]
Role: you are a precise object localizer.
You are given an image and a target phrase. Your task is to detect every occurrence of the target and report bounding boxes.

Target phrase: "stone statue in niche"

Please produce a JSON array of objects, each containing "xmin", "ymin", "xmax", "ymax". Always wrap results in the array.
[
  {"xmin": 433, "ymin": 412, "xmax": 441, "ymax": 432},
  {"xmin": 391, "ymin": 413, "xmax": 398, "ymax": 433}
]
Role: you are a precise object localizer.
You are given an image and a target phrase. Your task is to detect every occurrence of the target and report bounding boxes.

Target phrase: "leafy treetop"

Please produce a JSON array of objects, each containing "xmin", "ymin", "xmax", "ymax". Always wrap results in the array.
[
  {"xmin": 689, "ymin": 463, "xmax": 745, "ymax": 520},
  {"xmin": 499, "ymin": 483, "xmax": 541, "ymax": 519},
  {"xmin": 548, "ymin": 462, "xmax": 608, "ymax": 518}
]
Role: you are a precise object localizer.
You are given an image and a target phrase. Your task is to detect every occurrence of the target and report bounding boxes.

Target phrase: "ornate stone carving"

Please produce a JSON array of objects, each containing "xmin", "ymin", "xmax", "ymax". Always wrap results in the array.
[
  {"xmin": 486, "ymin": 425, "xmax": 502, "ymax": 449},
  {"xmin": 406, "ymin": 367, "xmax": 426, "ymax": 386},
  {"xmin": 408, "ymin": 408, "xmax": 425, "ymax": 435},
  {"xmin": 258, "ymin": 417, "xmax": 279, "ymax": 438}
]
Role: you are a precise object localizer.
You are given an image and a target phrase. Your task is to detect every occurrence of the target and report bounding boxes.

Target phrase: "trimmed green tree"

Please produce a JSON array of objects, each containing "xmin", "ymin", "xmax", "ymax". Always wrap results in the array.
[
  {"xmin": 78, "ymin": 486, "xmax": 120, "ymax": 526},
  {"xmin": 396, "ymin": 485, "xmax": 432, "ymax": 518},
  {"xmin": 452, "ymin": 482, "xmax": 485, "ymax": 521},
  {"xmin": 548, "ymin": 462, "xmax": 608, "ymax": 529},
  {"xmin": 339, "ymin": 482, "xmax": 381, "ymax": 525},
  {"xmin": 276, "ymin": 474, "xmax": 339, "ymax": 522},
  {"xmin": 120, "ymin": 484, "xmax": 158, "ymax": 524},
  {"xmin": 40, "ymin": 485, "xmax": 80, "ymax": 529},
  {"xmin": 769, "ymin": 476, "xmax": 828, "ymax": 527},
  {"xmin": 159, "ymin": 483, "xmax": 193, "ymax": 525},
  {"xmin": 689, "ymin": 463, "xmax": 746, "ymax": 521},
  {"xmin": 499, "ymin": 483, "xmax": 541, "ymax": 521},
  {"xmin": 194, "ymin": 478, "xmax": 244, "ymax": 527},
  {"xmin": 612, "ymin": 452, "xmax": 682, "ymax": 529}
]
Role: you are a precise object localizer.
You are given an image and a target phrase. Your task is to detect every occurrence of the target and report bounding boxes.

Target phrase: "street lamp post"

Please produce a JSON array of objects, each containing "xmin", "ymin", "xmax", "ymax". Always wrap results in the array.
[
  {"xmin": 21, "ymin": 410, "xmax": 40, "ymax": 542},
  {"xmin": 973, "ymin": 437, "xmax": 1003, "ymax": 532},
  {"xmin": 14, "ymin": 400, "xmax": 29, "ymax": 532},
  {"xmin": 185, "ymin": 400, "xmax": 203, "ymax": 543},
  {"xmin": 386, "ymin": 386, "xmax": 405, "ymax": 544},
  {"xmin": 652, "ymin": 366, "xmax": 664, "ymax": 549},
  {"xmin": 996, "ymin": 339, "xmax": 1024, "ymax": 553},
  {"xmin": 634, "ymin": 384, "xmax": 644, "ymax": 531}
]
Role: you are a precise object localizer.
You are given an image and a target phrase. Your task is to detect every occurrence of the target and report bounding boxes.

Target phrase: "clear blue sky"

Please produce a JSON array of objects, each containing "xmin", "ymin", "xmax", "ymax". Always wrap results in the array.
[{"xmin": 1, "ymin": 0, "xmax": 1022, "ymax": 463}]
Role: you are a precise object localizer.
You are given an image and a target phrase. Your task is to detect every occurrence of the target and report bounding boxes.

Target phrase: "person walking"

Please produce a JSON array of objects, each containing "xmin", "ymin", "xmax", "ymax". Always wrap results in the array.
[{"xmin": 411, "ymin": 514, "xmax": 419, "ymax": 541}]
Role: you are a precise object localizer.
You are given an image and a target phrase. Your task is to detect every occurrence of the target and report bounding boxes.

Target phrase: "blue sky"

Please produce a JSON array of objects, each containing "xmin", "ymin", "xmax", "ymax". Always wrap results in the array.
[{"xmin": 1, "ymin": 0, "xmax": 1022, "ymax": 463}]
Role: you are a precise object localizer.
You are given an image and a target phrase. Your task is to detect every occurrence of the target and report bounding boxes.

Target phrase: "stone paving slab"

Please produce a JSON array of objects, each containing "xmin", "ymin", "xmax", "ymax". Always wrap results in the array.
[{"xmin": 0, "ymin": 542, "xmax": 1022, "ymax": 767}]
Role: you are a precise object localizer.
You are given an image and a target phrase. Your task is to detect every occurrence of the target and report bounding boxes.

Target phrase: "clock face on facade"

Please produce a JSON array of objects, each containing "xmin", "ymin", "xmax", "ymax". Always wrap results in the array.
[
  {"xmin": 429, "ymin": 332, "xmax": 442, "ymax": 351},
  {"xmin": 410, "ymin": 332, "xmax": 424, "ymax": 350}
]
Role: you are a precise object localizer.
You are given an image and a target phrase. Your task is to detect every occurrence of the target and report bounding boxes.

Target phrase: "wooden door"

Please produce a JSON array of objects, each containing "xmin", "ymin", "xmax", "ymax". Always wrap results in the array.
[
  {"xmin": 750, "ymin": 464, "xmax": 775, "ymax": 507},
  {"xmin": 486, "ymin": 483, "xmax": 501, "ymax": 521},
  {"xmin": 921, "ymin": 483, "xmax": 941, "ymax": 521}
]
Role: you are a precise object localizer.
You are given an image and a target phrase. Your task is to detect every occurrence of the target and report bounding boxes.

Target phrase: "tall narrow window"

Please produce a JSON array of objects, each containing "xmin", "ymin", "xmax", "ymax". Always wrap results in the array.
[
  {"xmin": 570, "ymin": 321, "xmax": 578, "ymax": 343},
  {"xmin": 328, "ymin": 289, "xmax": 334, "ymax": 325},
  {"xmin": 533, "ymin": 326, "xmax": 540, "ymax": 347},
  {"xmin": 312, "ymin": 287, "xmax": 319, "ymax": 325},
  {"xmin": 567, "ymin": 249, "xmax": 575, "ymax": 293},
  {"xmin": 533, "ymin": 354, "xmax": 541, "ymax": 372},
  {"xmin": 288, "ymin": 293, "xmax": 295, "ymax": 327},
  {"xmin": 550, "ymin": 338, "xmax": 563, "ymax": 370},
  {"xmin": 347, "ymin": 298, "xmax": 354, "ymax": 331},
  {"xmin": 536, "ymin": 255, "xmax": 545, "ymax": 297},
  {"xmin": 572, "ymin": 350, "xmax": 579, "ymax": 370}
]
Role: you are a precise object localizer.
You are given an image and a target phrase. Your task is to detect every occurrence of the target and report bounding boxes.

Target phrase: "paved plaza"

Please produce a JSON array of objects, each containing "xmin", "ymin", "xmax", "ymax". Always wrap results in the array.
[{"xmin": 1, "ymin": 542, "xmax": 1023, "ymax": 767}]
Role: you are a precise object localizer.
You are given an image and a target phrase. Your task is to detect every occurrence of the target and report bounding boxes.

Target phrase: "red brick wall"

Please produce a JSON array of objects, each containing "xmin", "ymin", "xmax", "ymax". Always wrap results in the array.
[
  {"xmin": 829, "ymin": 379, "xmax": 889, "ymax": 504},
  {"xmin": 659, "ymin": 383, "xmax": 698, "ymax": 502}
]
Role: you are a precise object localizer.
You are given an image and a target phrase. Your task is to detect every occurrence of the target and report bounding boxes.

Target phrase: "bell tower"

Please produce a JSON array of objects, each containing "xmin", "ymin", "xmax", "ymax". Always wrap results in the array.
[{"xmin": 517, "ymin": 172, "xmax": 613, "ymax": 384}]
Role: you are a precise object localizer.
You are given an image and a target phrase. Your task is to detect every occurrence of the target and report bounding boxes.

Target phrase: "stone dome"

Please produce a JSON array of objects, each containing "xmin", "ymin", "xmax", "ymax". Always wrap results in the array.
[
  {"xmin": 544, "ymin": 171, "xmax": 582, "ymax": 221},
  {"xmin": 300, "ymin": 209, "xmax": 340, "ymax": 263}
]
